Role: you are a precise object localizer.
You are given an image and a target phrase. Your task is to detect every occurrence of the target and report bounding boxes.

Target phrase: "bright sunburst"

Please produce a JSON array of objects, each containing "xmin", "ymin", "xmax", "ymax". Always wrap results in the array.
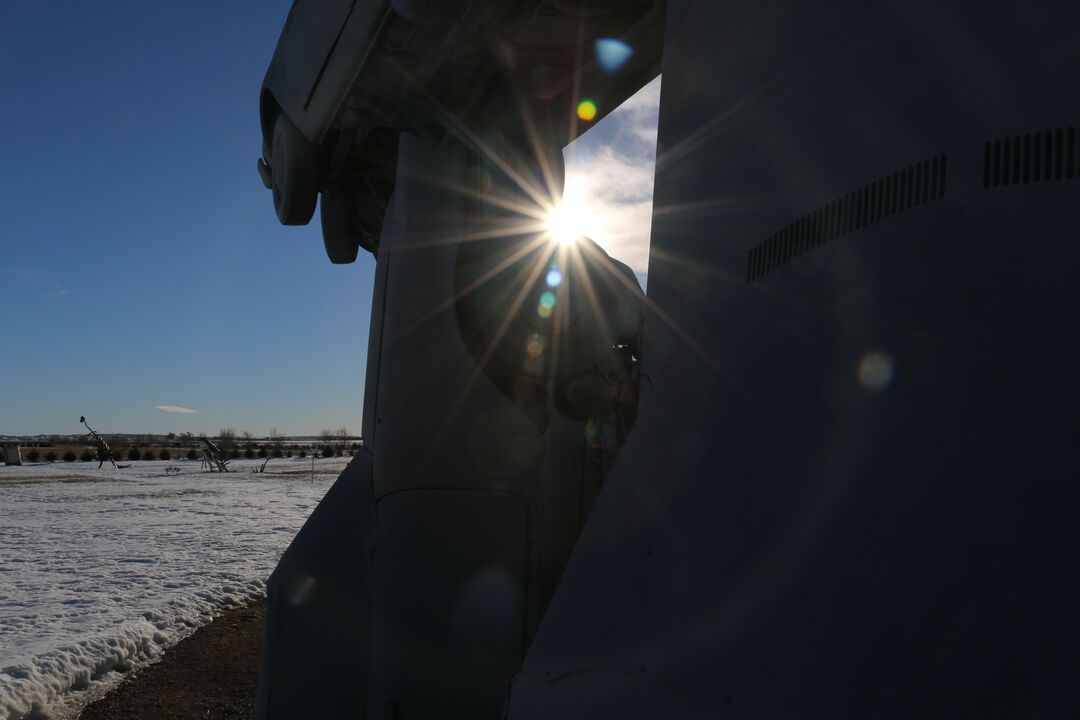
[
  {"xmin": 545, "ymin": 204, "xmax": 583, "ymax": 245},
  {"xmin": 545, "ymin": 177, "xmax": 597, "ymax": 246}
]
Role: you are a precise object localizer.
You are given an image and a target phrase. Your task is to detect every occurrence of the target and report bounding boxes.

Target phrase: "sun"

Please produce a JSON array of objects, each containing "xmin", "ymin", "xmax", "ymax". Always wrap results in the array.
[
  {"xmin": 545, "ymin": 203, "xmax": 585, "ymax": 245},
  {"xmin": 545, "ymin": 177, "xmax": 596, "ymax": 246}
]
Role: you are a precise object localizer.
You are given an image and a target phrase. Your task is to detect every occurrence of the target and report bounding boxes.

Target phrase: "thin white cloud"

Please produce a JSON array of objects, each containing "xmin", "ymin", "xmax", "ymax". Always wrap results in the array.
[
  {"xmin": 563, "ymin": 75, "xmax": 662, "ymax": 289},
  {"xmin": 155, "ymin": 405, "xmax": 197, "ymax": 414},
  {"xmin": 8, "ymin": 267, "xmax": 70, "ymax": 298}
]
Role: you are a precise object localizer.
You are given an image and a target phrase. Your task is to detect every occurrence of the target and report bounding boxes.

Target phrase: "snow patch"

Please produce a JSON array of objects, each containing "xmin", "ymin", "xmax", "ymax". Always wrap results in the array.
[
  {"xmin": 0, "ymin": 581, "xmax": 263, "ymax": 719},
  {"xmin": 0, "ymin": 458, "xmax": 347, "ymax": 720}
]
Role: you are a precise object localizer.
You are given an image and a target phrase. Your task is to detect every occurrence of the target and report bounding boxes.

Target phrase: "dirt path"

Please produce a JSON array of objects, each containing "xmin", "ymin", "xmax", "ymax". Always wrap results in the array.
[{"xmin": 79, "ymin": 603, "xmax": 264, "ymax": 720}]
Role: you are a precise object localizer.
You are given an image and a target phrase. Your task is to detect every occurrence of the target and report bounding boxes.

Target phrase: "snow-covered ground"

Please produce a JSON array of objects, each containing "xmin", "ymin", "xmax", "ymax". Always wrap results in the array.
[{"xmin": 0, "ymin": 457, "xmax": 347, "ymax": 720}]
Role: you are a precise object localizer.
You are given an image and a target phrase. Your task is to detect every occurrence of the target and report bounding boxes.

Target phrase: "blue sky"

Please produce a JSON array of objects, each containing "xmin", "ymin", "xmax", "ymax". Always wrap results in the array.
[
  {"xmin": 564, "ymin": 76, "xmax": 661, "ymax": 290},
  {"xmin": 0, "ymin": 2, "xmax": 658, "ymax": 437}
]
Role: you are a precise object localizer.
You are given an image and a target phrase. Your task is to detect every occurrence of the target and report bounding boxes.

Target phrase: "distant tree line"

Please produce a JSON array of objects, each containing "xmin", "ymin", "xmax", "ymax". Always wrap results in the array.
[
  {"xmin": 213, "ymin": 426, "xmax": 359, "ymax": 460},
  {"xmin": 20, "ymin": 425, "xmax": 362, "ymax": 463}
]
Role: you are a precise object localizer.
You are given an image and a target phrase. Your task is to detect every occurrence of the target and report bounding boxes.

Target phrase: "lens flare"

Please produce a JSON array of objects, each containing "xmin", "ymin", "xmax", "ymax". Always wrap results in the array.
[
  {"xmin": 595, "ymin": 38, "xmax": 634, "ymax": 74},
  {"xmin": 537, "ymin": 291, "xmax": 557, "ymax": 318},
  {"xmin": 546, "ymin": 266, "xmax": 563, "ymax": 287},
  {"xmin": 526, "ymin": 335, "xmax": 545, "ymax": 358},
  {"xmin": 577, "ymin": 99, "xmax": 598, "ymax": 122},
  {"xmin": 858, "ymin": 351, "xmax": 895, "ymax": 392}
]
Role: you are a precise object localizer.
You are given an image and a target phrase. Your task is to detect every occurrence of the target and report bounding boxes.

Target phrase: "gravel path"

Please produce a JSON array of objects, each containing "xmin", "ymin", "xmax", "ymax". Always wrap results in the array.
[{"xmin": 79, "ymin": 603, "xmax": 264, "ymax": 720}]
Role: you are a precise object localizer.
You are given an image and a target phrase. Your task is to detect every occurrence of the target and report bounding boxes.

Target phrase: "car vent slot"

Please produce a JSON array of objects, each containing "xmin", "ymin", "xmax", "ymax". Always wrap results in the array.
[
  {"xmin": 747, "ymin": 154, "xmax": 947, "ymax": 284},
  {"xmin": 984, "ymin": 125, "xmax": 1080, "ymax": 188}
]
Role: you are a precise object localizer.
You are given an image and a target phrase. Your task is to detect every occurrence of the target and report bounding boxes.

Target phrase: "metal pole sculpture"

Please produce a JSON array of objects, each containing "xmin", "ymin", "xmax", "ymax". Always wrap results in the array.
[
  {"xmin": 252, "ymin": 2, "xmax": 660, "ymax": 718},
  {"xmin": 197, "ymin": 437, "xmax": 230, "ymax": 473},
  {"xmin": 80, "ymin": 415, "xmax": 118, "ymax": 470},
  {"xmin": 256, "ymin": 0, "xmax": 1080, "ymax": 718}
]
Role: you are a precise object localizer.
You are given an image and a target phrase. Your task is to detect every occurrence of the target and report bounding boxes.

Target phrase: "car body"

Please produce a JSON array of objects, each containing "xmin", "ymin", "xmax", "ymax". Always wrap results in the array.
[{"xmin": 257, "ymin": 0, "xmax": 664, "ymax": 261}]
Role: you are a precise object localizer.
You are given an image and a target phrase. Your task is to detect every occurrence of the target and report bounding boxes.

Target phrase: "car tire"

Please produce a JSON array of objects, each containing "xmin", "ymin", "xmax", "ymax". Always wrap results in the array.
[
  {"xmin": 271, "ymin": 113, "xmax": 319, "ymax": 225},
  {"xmin": 320, "ymin": 192, "xmax": 385, "ymax": 264}
]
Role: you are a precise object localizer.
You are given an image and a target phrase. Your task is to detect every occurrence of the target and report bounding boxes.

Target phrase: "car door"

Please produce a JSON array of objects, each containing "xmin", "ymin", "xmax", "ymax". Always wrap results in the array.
[{"xmin": 274, "ymin": 0, "xmax": 357, "ymax": 115}]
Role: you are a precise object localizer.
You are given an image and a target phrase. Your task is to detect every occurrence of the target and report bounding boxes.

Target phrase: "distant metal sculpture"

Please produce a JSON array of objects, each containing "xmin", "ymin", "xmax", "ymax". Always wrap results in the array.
[
  {"xmin": 2, "ymin": 445, "xmax": 22, "ymax": 466},
  {"xmin": 251, "ymin": 456, "xmax": 274, "ymax": 474},
  {"xmin": 198, "ymin": 437, "xmax": 230, "ymax": 472},
  {"xmin": 80, "ymin": 415, "xmax": 118, "ymax": 469}
]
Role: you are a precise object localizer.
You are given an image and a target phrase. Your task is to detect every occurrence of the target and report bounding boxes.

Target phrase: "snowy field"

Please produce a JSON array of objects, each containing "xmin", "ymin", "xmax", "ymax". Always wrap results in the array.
[{"xmin": 0, "ymin": 457, "xmax": 347, "ymax": 720}]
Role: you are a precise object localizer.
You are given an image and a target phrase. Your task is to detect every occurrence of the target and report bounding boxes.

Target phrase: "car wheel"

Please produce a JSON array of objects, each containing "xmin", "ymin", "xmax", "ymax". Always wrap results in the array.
[
  {"xmin": 271, "ymin": 113, "xmax": 319, "ymax": 225},
  {"xmin": 320, "ymin": 192, "xmax": 385, "ymax": 264}
]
